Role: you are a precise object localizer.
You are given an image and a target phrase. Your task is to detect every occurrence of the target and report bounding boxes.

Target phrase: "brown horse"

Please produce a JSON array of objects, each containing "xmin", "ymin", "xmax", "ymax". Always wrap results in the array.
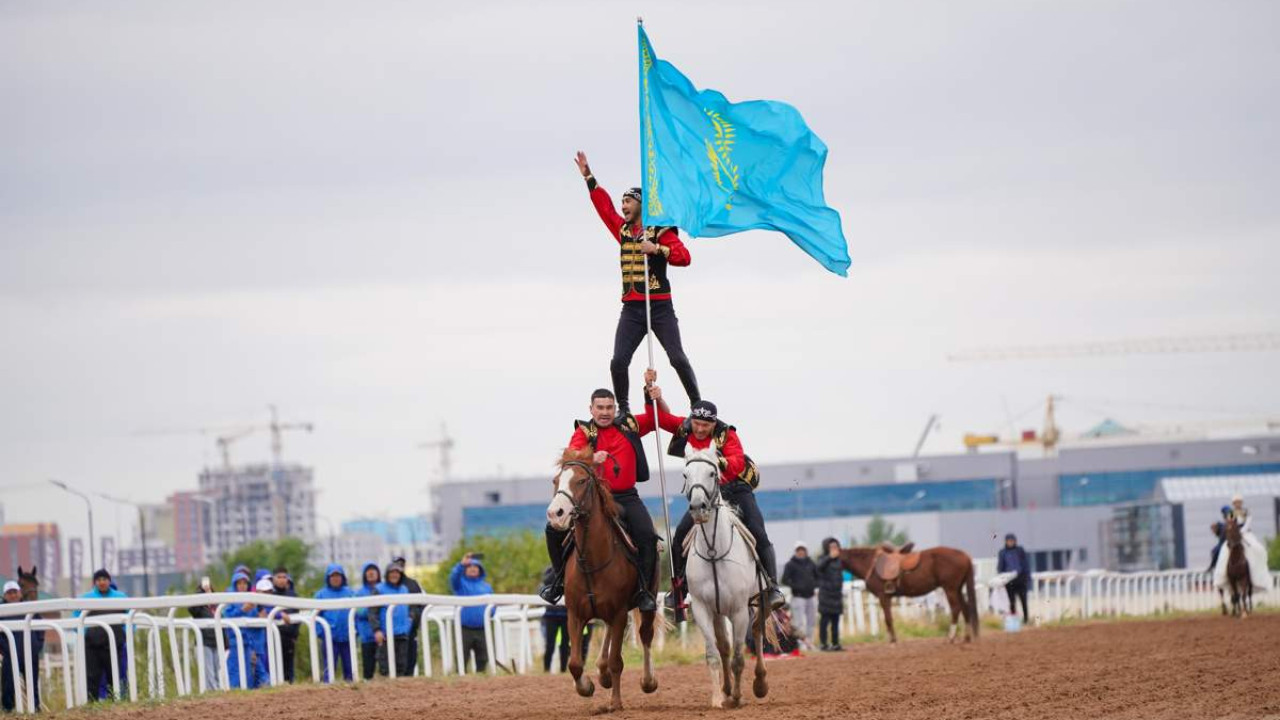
[
  {"xmin": 840, "ymin": 545, "xmax": 979, "ymax": 643},
  {"xmin": 546, "ymin": 448, "xmax": 658, "ymax": 712},
  {"xmin": 1224, "ymin": 517, "xmax": 1253, "ymax": 618}
]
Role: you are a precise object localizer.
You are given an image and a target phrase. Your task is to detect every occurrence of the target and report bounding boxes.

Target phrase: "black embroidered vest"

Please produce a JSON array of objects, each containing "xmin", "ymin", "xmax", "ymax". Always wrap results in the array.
[
  {"xmin": 573, "ymin": 414, "xmax": 650, "ymax": 484},
  {"xmin": 620, "ymin": 225, "xmax": 673, "ymax": 299}
]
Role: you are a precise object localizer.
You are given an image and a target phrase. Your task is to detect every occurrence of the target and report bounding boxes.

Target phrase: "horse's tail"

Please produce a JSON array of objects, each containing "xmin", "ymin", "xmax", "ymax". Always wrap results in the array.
[
  {"xmin": 756, "ymin": 608, "xmax": 781, "ymax": 651},
  {"xmin": 963, "ymin": 560, "xmax": 980, "ymax": 639}
]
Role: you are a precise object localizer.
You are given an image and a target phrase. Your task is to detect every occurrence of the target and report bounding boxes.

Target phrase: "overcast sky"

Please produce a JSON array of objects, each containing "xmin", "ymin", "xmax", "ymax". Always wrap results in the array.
[{"xmin": 2, "ymin": 1, "xmax": 1278, "ymax": 563}]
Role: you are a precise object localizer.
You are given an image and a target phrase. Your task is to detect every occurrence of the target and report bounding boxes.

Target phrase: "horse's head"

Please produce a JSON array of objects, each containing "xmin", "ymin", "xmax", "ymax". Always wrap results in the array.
[
  {"xmin": 16, "ymin": 565, "xmax": 39, "ymax": 601},
  {"xmin": 683, "ymin": 447, "xmax": 721, "ymax": 523},
  {"xmin": 547, "ymin": 447, "xmax": 599, "ymax": 532},
  {"xmin": 1226, "ymin": 516, "xmax": 1244, "ymax": 547}
]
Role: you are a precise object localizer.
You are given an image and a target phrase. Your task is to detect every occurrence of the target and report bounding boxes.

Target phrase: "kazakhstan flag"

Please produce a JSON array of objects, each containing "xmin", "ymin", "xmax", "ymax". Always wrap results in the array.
[{"xmin": 638, "ymin": 25, "xmax": 850, "ymax": 276}]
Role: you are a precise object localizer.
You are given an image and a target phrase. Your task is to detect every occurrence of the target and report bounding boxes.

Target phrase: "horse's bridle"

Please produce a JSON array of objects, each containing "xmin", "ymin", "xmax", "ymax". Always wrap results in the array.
[
  {"xmin": 555, "ymin": 460, "xmax": 599, "ymax": 520},
  {"xmin": 684, "ymin": 455, "xmax": 739, "ymax": 615},
  {"xmin": 684, "ymin": 456, "xmax": 722, "ymax": 508},
  {"xmin": 555, "ymin": 457, "xmax": 624, "ymax": 618}
]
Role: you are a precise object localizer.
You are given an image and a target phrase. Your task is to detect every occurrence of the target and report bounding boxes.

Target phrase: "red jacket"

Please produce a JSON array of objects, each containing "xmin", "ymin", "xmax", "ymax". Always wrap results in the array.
[
  {"xmin": 568, "ymin": 410, "xmax": 665, "ymax": 493},
  {"xmin": 649, "ymin": 407, "xmax": 746, "ymax": 486},
  {"xmin": 589, "ymin": 186, "xmax": 690, "ymax": 302}
]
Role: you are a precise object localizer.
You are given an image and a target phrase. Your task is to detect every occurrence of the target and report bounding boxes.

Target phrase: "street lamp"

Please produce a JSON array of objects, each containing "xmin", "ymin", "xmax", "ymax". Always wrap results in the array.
[
  {"xmin": 99, "ymin": 493, "xmax": 151, "ymax": 596},
  {"xmin": 49, "ymin": 479, "xmax": 95, "ymax": 572}
]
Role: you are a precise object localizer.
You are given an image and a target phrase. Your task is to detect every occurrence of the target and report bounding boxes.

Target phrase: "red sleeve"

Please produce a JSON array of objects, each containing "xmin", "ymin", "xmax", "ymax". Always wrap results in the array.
[
  {"xmin": 636, "ymin": 407, "xmax": 683, "ymax": 435},
  {"xmin": 719, "ymin": 429, "xmax": 746, "ymax": 484},
  {"xmin": 634, "ymin": 409, "xmax": 656, "ymax": 436},
  {"xmin": 659, "ymin": 409, "xmax": 684, "ymax": 434},
  {"xmin": 658, "ymin": 228, "xmax": 690, "ymax": 267},
  {"xmin": 568, "ymin": 427, "xmax": 589, "ymax": 450},
  {"xmin": 589, "ymin": 187, "xmax": 624, "ymax": 242}
]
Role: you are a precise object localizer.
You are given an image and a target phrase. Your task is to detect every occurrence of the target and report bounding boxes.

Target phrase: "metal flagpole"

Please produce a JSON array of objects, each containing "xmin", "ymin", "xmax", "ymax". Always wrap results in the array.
[{"xmin": 642, "ymin": 248, "xmax": 679, "ymax": 595}]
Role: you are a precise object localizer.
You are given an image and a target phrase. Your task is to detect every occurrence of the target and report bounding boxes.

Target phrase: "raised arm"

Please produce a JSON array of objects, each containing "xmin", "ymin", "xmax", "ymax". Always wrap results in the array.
[{"xmin": 577, "ymin": 151, "xmax": 624, "ymax": 240}]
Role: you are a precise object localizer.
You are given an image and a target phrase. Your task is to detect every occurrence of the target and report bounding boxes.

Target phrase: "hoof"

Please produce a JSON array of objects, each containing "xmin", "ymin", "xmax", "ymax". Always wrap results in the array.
[
  {"xmin": 598, "ymin": 671, "xmax": 613, "ymax": 690},
  {"xmin": 722, "ymin": 697, "xmax": 739, "ymax": 709},
  {"xmin": 753, "ymin": 677, "xmax": 768, "ymax": 698},
  {"xmin": 577, "ymin": 679, "xmax": 596, "ymax": 698},
  {"xmin": 641, "ymin": 677, "xmax": 658, "ymax": 694}
]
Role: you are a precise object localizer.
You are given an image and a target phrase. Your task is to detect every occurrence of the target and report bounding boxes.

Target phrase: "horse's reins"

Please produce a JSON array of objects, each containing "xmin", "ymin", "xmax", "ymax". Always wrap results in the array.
[
  {"xmin": 686, "ymin": 456, "xmax": 741, "ymax": 615},
  {"xmin": 560, "ymin": 458, "xmax": 623, "ymax": 619}
]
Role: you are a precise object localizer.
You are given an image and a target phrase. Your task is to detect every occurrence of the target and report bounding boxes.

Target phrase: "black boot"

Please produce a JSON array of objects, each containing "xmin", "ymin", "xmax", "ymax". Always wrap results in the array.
[
  {"xmin": 633, "ymin": 541, "xmax": 657, "ymax": 613},
  {"xmin": 757, "ymin": 545, "xmax": 786, "ymax": 612},
  {"xmin": 540, "ymin": 525, "xmax": 569, "ymax": 604},
  {"xmin": 663, "ymin": 543, "xmax": 689, "ymax": 610}
]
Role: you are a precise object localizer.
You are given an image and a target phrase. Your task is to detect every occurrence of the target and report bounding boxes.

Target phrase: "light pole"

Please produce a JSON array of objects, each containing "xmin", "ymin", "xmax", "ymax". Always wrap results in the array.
[
  {"xmin": 49, "ymin": 479, "xmax": 95, "ymax": 572},
  {"xmin": 99, "ymin": 493, "xmax": 151, "ymax": 596}
]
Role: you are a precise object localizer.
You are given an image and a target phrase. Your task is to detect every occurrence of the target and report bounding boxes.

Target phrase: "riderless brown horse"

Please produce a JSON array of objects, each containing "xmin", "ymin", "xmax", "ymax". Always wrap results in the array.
[
  {"xmin": 840, "ymin": 544, "xmax": 980, "ymax": 643},
  {"xmin": 546, "ymin": 448, "xmax": 658, "ymax": 712},
  {"xmin": 1224, "ymin": 517, "xmax": 1253, "ymax": 618}
]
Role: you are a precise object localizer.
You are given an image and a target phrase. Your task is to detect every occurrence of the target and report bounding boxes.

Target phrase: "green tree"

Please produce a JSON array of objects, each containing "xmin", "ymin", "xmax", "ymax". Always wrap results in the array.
[
  {"xmin": 424, "ymin": 531, "xmax": 548, "ymax": 595},
  {"xmin": 861, "ymin": 515, "xmax": 909, "ymax": 547},
  {"xmin": 202, "ymin": 537, "xmax": 321, "ymax": 595},
  {"xmin": 1268, "ymin": 535, "xmax": 1280, "ymax": 571}
]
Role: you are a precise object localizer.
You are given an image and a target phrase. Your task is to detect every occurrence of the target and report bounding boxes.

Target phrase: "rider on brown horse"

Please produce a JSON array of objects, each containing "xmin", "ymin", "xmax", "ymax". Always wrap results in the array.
[
  {"xmin": 541, "ymin": 386, "xmax": 662, "ymax": 613},
  {"xmin": 646, "ymin": 377, "xmax": 786, "ymax": 614}
]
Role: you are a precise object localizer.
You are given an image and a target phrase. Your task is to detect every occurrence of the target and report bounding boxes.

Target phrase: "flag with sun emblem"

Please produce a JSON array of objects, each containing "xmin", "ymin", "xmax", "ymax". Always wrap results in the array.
[{"xmin": 638, "ymin": 24, "xmax": 850, "ymax": 276}]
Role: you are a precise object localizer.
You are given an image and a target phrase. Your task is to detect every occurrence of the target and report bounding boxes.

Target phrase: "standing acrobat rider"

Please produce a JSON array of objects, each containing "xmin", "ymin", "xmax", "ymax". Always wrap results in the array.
[
  {"xmin": 576, "ymin": 151, "xmax": 700, "ymax": 413},
  {"xmin": 646, "ymin": 373, "xmax": 786, "ymax": 613}
]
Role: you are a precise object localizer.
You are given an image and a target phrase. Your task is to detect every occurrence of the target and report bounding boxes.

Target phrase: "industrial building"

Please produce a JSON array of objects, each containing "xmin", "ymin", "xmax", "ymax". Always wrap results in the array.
[{"xmin": 435, "ymin": 427, "xmax": 1280, "ymax": 574}]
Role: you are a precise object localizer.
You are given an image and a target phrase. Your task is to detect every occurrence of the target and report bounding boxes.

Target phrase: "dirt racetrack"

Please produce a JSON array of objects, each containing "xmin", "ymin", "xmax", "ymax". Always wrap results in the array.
[{"xmin": 99, "ymin": 613, "xmax": 1280, "ymax": 720}]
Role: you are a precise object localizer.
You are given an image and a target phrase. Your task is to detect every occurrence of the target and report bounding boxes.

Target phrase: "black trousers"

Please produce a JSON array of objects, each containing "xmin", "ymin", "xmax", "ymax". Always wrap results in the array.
[
  {"xmin": 1, "ymin": 651, "xmax": 38, "ymax": 712},
  {"xmin": 611, "ymin": 300, "xmax": 699, "ymax": 410},
  {"xmin": 85, "ymin": 643, "xmax": 116, "ymax": 702},
  {"xmin": 1006, "ymin": 579, "xmax": 1030, "ymax": 622},
  {"xmin": 360, "ymin": 641, "xmax": 378, "ymax": 680},
  {"xmin": 546, "ymin": 490, "xmax": 658, "ymax": 593},
  {"xmin": 819, "ymin": 612, "xmax": 841, "ymax": 646},
  {"xmin": 542, "ymin": 617, "xmax": 593, "ymax": 672},
  {"xmin": 279, "ymin": 633, "xmax": 297, "ymax": 683},
  {"xmin": 376, "ymin": 636, "xmax": 411, "ymax": 677},
  {"xmin": 404, "ymin": 633, "xmax": 419, "ymax": 676},
  {"xmin": 673, "ymin": 481, "xmax": 774, "ymax": 579},
  {"xmin": 461, "ymin": 627, "xmax": 488, "ymax": 673}
]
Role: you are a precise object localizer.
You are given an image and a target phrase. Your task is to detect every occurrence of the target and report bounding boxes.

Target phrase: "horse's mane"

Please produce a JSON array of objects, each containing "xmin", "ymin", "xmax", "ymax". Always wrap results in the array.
[{"xmin": 558, "ymin": 448, "xmax": 621, "ymax": 520}]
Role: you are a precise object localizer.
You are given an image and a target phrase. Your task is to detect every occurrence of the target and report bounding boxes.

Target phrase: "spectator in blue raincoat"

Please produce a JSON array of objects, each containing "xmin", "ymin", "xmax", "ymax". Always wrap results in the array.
[
  {"xmin": 372, "ymin": 562, "xmax": 413, "ymax": 677},
  {"xmin": 222, "ymin": 572, "xmax": 268, "ymax": 690},
  {"xmin": 73, "ymin": 569, "xmax": 129, "ymax": 702},
  {"xmin": 353, "ymin": 562, "xmax": 382, "ymax": 680},
  {"xmin": 450, "ymin": 553, "xmax": 495, "ymax": 673},
  {"xmin": 314, "ymin": 563, "xmax": 355, "ymax": 682}
]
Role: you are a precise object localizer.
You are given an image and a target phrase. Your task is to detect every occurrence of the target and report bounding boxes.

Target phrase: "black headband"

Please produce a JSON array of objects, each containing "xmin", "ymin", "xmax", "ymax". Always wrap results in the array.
[
  {"xmin": 690, "ymin": 400, "xmax": 718, "ymax": 422},
  {"xmin": 623, "ymin": 187, "xmax": 643, "ymax": 203}
]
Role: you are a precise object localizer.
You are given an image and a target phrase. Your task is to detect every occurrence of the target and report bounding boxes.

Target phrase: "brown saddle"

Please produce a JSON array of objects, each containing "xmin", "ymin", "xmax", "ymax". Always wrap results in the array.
[{"xmin": 873, "ymin": 544, "xmax": 921, "ymax": 592}]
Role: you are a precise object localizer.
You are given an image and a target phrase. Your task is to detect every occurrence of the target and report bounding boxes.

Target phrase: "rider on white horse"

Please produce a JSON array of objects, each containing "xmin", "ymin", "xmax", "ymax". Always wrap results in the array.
[
  {"xmin": 1213, "ymin": 494, "xmax": 1272, "ymax": 593},
  {"xmin": 645, "ymin": 376, "xmax": 787, "ymax": 613}
]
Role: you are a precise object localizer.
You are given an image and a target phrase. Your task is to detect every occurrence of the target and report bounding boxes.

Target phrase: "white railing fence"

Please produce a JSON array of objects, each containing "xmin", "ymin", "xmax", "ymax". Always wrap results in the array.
[{"xmin": 0, "ymin": 591, "xmax": 548, "ymax": 714}]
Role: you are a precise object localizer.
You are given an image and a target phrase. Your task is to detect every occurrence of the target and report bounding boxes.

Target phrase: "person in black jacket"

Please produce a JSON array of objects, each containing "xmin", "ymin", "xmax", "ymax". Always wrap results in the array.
[
  {"xmin": 269, "ymin": 567, "xmax": 300, "ymax": 683},
  {"xmin": 187, "ymin": 577, "xmax": 223, "ymax": 692},
  {"xmin": 391, "ymin": 556, "xmax": 424, "ymax": 676},
  {"xmin": 781, "ymin": 541, "xmax": 819, "ymax": 649},
  {"xmin": 815, "ymin": 538, "xmax": 845, "ymax": 652},
  {"xmin": 996, "ymin": 534, "xmax": 1031, "ymax": 623}
]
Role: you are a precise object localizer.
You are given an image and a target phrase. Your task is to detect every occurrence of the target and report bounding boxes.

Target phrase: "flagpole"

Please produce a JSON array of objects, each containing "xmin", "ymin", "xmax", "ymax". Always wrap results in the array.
[{"xmin": 643, "ymin": 228, "xmax": 678, "ymax": 604}]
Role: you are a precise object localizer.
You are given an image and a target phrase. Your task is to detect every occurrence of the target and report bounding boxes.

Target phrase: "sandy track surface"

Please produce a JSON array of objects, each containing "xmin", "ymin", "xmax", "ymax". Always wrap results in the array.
[{"xmin": 99, "ymin": 613, "xmax": 1280, "ymax": 720}]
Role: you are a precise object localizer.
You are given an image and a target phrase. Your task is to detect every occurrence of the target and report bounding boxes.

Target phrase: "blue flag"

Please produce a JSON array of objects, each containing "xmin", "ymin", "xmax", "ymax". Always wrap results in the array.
[{"xmin": 638, "ymin": 25, "xmax": 850, "ymax": 276}]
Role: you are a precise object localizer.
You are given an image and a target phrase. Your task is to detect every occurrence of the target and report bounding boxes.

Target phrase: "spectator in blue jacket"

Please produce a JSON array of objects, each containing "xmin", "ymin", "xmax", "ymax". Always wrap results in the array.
[
  {"xmin": 353, "ymin": 562, "xmax": 381, "ymax": 680},
  {"xmin": 73, "ymin": 569, "xmax": 129, "ymax": 702},
  {"xmin": 372, "ymin": 562, "xmax": 413, "ymax": 677},
  {"xmin": 222, "ymin": 571, "xmax": 268, "ymax": 690},
  {"xmin": 314, "ymin": 563, "xmax": 355, "ymax": 683},
  {"xmin": 997, "ymin": 533, "xmax": 1031, "ymax": 623},
  {"xmin": 450, "ymin": 553, "xmax": 494, "ymax": 673}
]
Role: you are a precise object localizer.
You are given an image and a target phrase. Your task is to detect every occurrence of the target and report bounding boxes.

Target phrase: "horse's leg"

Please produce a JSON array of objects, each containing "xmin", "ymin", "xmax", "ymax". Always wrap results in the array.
[
  {"xmin": 638, "ymin": 610, "xmax": 658, "ymax": 694},
  {"xmin": 691, "ymin": 601, "xmax": 728, "ymax": 709},
  {"xmin": 944, "ymin": 587, "xmax": 963, "ymax": 644},
  {"xmin": 1219, "ymin": 588, "xmax": 1227, "ymax": 616},
  {"xmin": 606, "ymin": 612, "xmax": 628, "ymax": 712},
  {"xmin": 880, "ymin": 594, "xmax": 897, "ymax": 644},
  {"xmin": 568, "ymin": 614, "xmax": 594, "ymax": 698},
  {"xmin": 726, "ymin": 605, "xmax": 748, "ymax": 709},
  {"xmin": 596, "ymin": 621, "xmax": 613, "ymax": 689},
  {"xmin": 751, "ymin": 605, "xmax": 768, "ymax": 699}
]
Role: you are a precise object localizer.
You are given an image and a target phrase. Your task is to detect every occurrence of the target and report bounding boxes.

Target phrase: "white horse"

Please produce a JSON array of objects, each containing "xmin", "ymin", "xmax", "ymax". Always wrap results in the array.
[{"xmin": 681, "ymin": 447, "xmax": 770, "ymax": 709}]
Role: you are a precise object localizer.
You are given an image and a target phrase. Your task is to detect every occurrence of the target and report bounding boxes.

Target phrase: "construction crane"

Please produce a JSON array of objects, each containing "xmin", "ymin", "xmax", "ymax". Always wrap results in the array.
[
  {"xmin": 947, "ymin": 332, "xmax": 1280, "ymax": 363},
  {"xmin": 267, "ymin": 404, "xmax": 314, "ymax": 467},
  {"xmin": 418, "ymin": 423, "xmax": 455, "ymax": 484},
  {"xmin": 215, "ymin": 427, "xmax": 257, "ymax": 469},
  {"xmin": 965, "ymin": 395, "xmax": 1062, "ymax": 455}
]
